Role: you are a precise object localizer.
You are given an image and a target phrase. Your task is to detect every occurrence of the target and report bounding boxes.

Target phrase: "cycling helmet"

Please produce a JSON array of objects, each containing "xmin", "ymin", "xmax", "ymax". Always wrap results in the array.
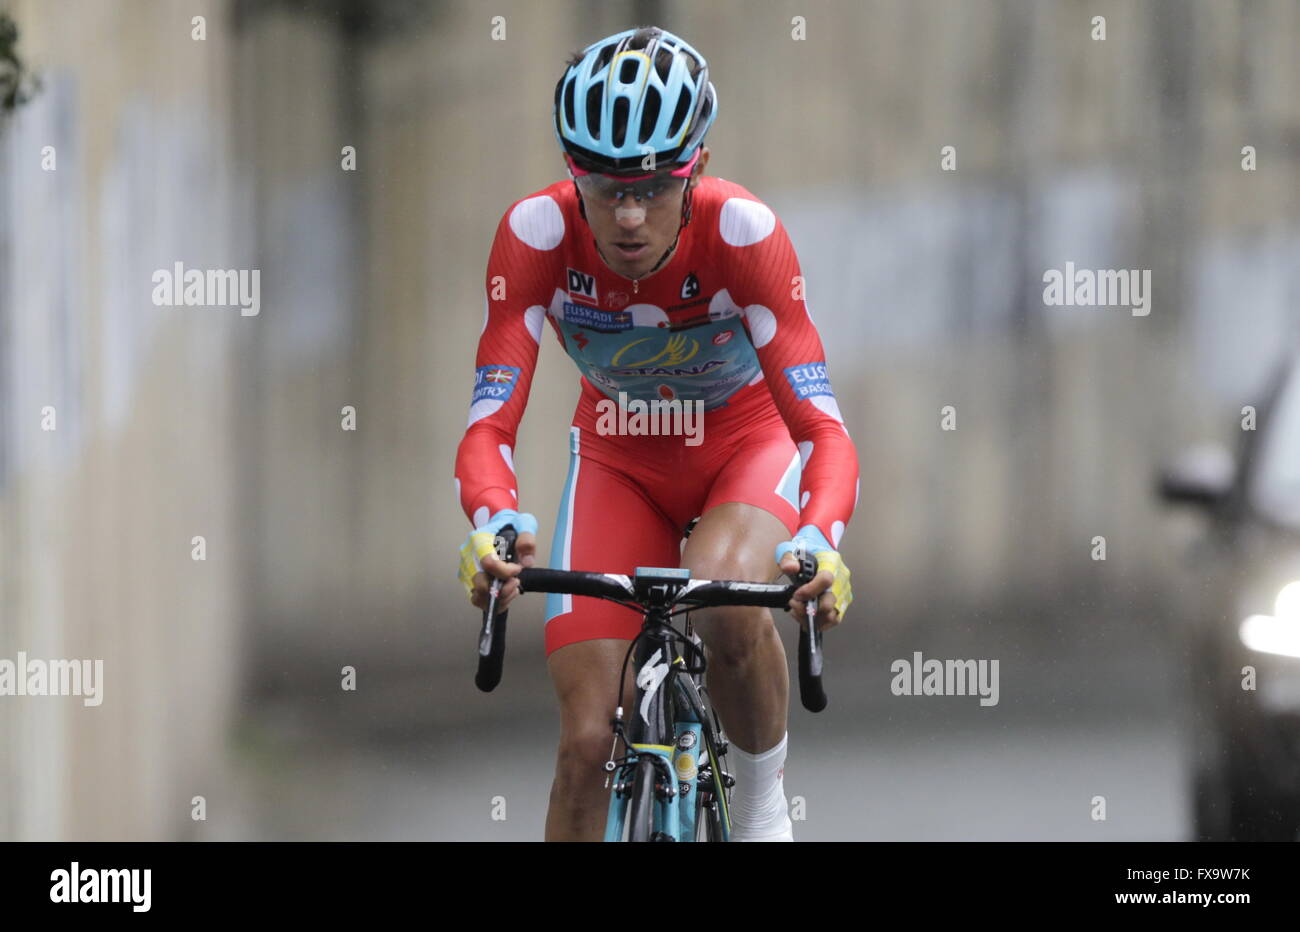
[{"xmin": 554, "ymin": 26, "xmax": 717, "ymax": 174}]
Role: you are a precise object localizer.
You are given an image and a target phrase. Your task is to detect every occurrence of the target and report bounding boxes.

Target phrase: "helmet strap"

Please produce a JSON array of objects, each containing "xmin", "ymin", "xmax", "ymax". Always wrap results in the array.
[{"xmin": 573, "ymin": 180, "xmax": 587, "ymax": 221}]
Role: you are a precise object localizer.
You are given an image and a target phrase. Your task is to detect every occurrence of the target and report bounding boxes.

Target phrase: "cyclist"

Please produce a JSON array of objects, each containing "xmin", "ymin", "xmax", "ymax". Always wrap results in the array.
[{"xmin": 455, "ymin": 26, "xmax": 859, "ymax": 841}]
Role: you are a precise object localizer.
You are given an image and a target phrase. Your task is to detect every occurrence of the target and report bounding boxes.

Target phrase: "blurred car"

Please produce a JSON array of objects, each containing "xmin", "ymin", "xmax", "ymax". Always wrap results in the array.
[{"xmin": 1160, "ymin": 345, "xmax": 1300, "ymax": 841}]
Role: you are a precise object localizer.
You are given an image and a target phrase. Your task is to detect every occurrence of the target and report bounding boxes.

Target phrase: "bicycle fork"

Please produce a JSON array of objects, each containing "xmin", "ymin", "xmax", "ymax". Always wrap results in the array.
[{"xmin": 603, "ymin": 615, "xmax": 701, "ymax": 841}]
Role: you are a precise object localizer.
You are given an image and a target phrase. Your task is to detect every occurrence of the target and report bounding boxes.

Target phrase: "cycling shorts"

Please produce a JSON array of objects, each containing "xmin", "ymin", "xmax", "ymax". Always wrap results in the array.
[{"xmin": 543, "ymin": 381, "xmax": 801, "ymax": 656}]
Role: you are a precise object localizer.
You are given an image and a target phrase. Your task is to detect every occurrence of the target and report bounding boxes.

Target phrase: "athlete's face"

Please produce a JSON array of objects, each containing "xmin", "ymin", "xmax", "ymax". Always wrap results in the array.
[{"xmin": 577, "ymin": 147, "xmax": 709, "ymax": 281}]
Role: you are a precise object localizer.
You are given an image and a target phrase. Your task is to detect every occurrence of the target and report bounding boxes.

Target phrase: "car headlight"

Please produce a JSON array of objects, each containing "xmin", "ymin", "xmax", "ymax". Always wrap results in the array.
[{"xmin": 1239, "ymin": 581, "xmax": 1300, "ymax": 658}]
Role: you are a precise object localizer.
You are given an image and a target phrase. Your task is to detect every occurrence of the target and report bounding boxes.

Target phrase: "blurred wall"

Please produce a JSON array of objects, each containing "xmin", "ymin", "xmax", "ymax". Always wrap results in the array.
[{"xmin": 1, "ymin": 0, "xmax": 245, "ymax": 839}]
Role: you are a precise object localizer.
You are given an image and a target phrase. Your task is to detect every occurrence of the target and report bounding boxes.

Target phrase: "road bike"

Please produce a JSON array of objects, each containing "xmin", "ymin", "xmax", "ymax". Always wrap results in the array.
[{"xmin": 472, "ymin": 525, "xmax": 827, "ymax": 841}]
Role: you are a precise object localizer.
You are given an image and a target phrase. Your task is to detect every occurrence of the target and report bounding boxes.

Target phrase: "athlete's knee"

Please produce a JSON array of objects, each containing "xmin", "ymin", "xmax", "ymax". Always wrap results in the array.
[
  {"xmin": 553, "ymin": 719, "xmax": 615, "ymax": 791},
  {"xmin": 694, "ymin": 604, "xmax": 777, "ymax": 669}
]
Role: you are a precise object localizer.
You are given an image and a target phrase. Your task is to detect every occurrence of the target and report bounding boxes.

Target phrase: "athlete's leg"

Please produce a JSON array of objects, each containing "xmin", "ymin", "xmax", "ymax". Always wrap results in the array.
[
  {"xmin": 680, "ymin": 501, "xmax": 791, "ymax": 757},
  {"xmin": 542, "ymin": 426, "xmax": 681, "ymax": 841},
  {"xmin": 545, "ymin": 639, "xmax": 637, "ymax": 841},
  {"xmin": 679, "ymin": 419, "xmax": 803, "ymax": 841}
]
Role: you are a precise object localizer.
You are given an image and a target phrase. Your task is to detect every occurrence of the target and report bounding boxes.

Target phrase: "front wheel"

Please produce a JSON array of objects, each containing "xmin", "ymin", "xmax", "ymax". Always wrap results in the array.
[
  {"xmin": 696, "ymin": 795, "xmax": 724, "ymax": 841},
  {"xmin": 626, "ymin": 757, "xmax": 658, "ymax": 842}
]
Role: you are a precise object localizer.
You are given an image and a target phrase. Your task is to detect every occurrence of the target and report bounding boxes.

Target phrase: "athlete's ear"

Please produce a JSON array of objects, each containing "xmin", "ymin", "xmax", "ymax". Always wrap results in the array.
[{"xmin": 691, "ymin": 146, "xmax": 710, "ymax": 187}]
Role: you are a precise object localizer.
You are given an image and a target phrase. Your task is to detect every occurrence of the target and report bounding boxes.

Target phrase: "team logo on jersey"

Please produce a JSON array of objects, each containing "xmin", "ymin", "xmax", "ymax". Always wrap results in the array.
[
  {"xmin": 783, "ymin": 361, "xmax": 834, "ymax": 400},
  {"xmin": 606, "ymin": 290, "xmax": 629, "ymax": 310},
  {"xmin": 562, "ymin": 301, "xmax": 631, "ymax": 332},
  {"xmin": 712, "ymin": 329, "xmax": 734, "ymax": 346},
  {"xmin": 681, "ymin": 271, "xmax": 700, "ymax": 300},
  {"xmin": 612, "ymin": 333, "xmax": 699, "ymax": 368},
  {"xmin": 609, "ymin": 333, "xmax": 725, "ymax": 377},
  {"xmin": 472, "ymin": 364, "xmax": 521, "ymax": 404},
  {"xmin": 566, "ymin": 267, "xmax": 598, "ymax": 305}
]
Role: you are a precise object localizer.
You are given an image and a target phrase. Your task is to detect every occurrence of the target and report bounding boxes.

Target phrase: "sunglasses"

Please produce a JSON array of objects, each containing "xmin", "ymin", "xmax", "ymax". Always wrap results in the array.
[{"xmin": 567, "ymin": 150, "xmax": 699, "ymax": 208}]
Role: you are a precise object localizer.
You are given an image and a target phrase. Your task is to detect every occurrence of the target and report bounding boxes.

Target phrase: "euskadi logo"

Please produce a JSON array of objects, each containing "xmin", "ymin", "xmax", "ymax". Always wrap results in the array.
[
  {"xmin": 783, "ymin": 362, "xmax": 834, "ymax": 400},
  {"xmin": 562, "ymin": 301, "xmax": 631, "ymax": 331},
  {"xmin": 1042, "ymin": 262, "xmax": 1151, "ymax": 317},
  {"xmin": 567, "ymin": 267, "xmax": 598, "ymax": 305},
  {"xmin": 50, "ymin": 862, "xmax": 151, "ymax": 912},
  {"xmin": 471, "ymin": 365, "xmax": 521, "ymax": 404},
  {"xmin": 152, "ymin": 261, "xmax": 260, "ymax": 316}
]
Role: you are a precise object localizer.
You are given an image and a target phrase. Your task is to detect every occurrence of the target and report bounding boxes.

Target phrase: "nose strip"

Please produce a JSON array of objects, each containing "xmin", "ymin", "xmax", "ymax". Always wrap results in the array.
[{"xmin": 614, "ymin": 204, "xmax": 646, "ymax": 223}]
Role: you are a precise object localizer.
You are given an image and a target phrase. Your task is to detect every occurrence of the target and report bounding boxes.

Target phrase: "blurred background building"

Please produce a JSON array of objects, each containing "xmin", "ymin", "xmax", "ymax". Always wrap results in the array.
[{"xmin": 1, "ymin": 0, "xmax": 1297, "ymax": 839}]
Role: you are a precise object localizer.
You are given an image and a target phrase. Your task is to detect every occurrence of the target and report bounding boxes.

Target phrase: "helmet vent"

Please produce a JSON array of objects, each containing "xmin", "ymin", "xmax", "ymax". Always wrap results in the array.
[
  {"xmin": 562, "ymin": 79, "xmax": 576, "ymax": 130},
  {"xmin": 586, "ymin": 85, "xmax": 603, "ymax": 136},
  {"xmin": 667, "ymin": 88, "xmax": 692, "ymax": 139},
  {"xmin": 639, "ymin": 87, "xmax": 661, "ymax": 144},
  {"xmin": 612, "ymin": 97, "xmax": 629, "ymax": 148},
  {"xmin": 619, "ymin": 57, "xmax": 639, "ymax": 84},
  {"xmin": 654, "ymin": 48, "xmax": 674, "ymax": 80}
]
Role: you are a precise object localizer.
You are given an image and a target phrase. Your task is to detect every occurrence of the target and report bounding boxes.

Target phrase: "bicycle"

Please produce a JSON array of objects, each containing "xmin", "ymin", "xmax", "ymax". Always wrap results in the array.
[{"xmin": 472, "ymin": 524, "xmax": 829, "ymax": 842}]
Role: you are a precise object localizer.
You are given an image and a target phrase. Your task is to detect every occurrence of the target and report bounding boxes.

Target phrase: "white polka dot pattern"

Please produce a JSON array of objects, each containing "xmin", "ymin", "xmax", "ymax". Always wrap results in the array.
[
  {"xmin": 745, "ymin": 305, "xmax": 776, "ymax": 348},
  {"xmin": 708, "ymin": 288, "xmax": 743, "ymax": 320},
  {"xmin": 467, "ymin": 399, "xmax": 504, "ymax": 427},
  {"xmin": 524, "ymin": 305, "xmax": 544, "ymax": 343},
  {"xmin": 810, "ymin": 395, "xmax": 844, "ymax": 424},
  {"xmin": 627, "ymin": 304, "xmax": 669, "ymax": 327},
  {"xmin": 719, "ymin": 197, "xmax": 776, "ymax": 247},
  {"xmin": 509, "ymin": 195, "xmax": 564, "ymax": 250}
]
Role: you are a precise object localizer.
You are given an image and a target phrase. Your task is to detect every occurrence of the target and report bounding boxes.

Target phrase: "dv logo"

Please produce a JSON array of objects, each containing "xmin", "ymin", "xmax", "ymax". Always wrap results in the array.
[
  {"xmin": 681, "ymin": 271, "xmax": 700, "ymax": 300},
  {"xmin": 567, "ymin": 267, "xmax": 598, "ymax": 305}
]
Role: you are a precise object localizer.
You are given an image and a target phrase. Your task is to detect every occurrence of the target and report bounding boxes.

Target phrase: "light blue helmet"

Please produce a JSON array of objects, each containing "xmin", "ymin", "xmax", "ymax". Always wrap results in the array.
[{"xmin": 554, "ymin": 26, "xmax": 717, "ymax": 174}]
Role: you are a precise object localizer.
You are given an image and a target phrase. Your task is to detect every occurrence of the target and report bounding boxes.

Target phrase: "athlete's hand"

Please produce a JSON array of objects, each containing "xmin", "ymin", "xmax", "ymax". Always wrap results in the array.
[
  {"xmin": 775, "ymin": 525, "xmax": 852, "ymax": 632},
  {"xmin": 458, "ymin": 509, "xmax": 538, "ymax": 614}
]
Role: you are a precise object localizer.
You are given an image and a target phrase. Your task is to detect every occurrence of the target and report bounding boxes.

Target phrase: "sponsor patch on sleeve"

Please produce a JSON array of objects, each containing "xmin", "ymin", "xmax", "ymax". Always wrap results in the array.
[
  {"xmin": 472, "ymin": 365, "xmax": 522, "ymax": 404},
  {"xmin": 783, "ymin": 362, "xmax": 834, "ymax": 400}
]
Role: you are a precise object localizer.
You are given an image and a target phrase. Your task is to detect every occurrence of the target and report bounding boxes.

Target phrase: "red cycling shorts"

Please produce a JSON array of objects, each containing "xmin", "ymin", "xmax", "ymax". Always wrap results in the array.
[{"xmin": 542, "ymin": 380, "xmax": 802, "ymax": 656}]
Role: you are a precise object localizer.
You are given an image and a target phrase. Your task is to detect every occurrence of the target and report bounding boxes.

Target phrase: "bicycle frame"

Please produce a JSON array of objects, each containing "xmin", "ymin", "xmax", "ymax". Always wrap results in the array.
[
  {"xmin": 603, "ymin": 603, "xmax": 730, "ymax": 842},
  {"xmin": 475, "ymin": 542, "xmax": 827, "ymax": 841}
]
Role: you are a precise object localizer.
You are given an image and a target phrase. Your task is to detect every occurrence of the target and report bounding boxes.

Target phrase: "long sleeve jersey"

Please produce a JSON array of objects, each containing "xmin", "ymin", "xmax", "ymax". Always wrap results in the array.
[{"xmin": 454, "ymin": 175, "xmax": 860, "ymax": 550}]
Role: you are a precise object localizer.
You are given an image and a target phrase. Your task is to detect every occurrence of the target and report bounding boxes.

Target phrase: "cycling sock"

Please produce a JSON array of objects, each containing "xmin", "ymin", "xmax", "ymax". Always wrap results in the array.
[{"xmin": 728, "ymin": 732, "xmax": 791, "ymax": 840}]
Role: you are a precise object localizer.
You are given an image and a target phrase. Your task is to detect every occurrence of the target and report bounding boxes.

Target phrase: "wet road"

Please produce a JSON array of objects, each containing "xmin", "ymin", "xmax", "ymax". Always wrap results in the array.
[{"xmin": 220, "ymin": 617, "xmax": 1190, "ymax": 841}]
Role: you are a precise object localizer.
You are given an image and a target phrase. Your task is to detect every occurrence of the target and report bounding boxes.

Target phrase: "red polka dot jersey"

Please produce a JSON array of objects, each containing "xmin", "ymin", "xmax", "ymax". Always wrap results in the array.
[{"xmin": 454, "ymin": 175, "xmax": 860, "ymax": 551}]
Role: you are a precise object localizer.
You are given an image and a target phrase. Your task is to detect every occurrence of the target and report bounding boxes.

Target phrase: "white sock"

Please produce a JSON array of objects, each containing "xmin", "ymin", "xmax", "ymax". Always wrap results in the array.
[{"xmin": 728, "ymin": 732, "xmax": 792, "ymax": 841}]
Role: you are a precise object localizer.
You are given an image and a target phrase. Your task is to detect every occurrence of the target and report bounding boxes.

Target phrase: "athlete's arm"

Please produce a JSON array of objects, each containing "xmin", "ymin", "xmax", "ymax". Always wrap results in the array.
[
  {"xmin": 453, "ymin": 198, "xmax": 559, "ymax": 601},
  {"xmin": 454, "ymin": 199, "xmax": 557, "ymax": 523},
  {"xmin": 729, "ymin": 203, "xmax": 859, "ymax": 547},
  {"xmin": 727, "ymin": 199, "xmax": 860, "ymax": 625}
]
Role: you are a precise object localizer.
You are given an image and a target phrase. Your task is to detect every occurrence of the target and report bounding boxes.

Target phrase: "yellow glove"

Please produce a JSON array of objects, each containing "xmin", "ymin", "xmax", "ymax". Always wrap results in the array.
[
  {"xmin": 457, "ymin": 509, "xmax": 538, "ymax": 604},
  {"xmin": 775, "ymin": 525, "xmax": 852, "ymax": 620}
]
